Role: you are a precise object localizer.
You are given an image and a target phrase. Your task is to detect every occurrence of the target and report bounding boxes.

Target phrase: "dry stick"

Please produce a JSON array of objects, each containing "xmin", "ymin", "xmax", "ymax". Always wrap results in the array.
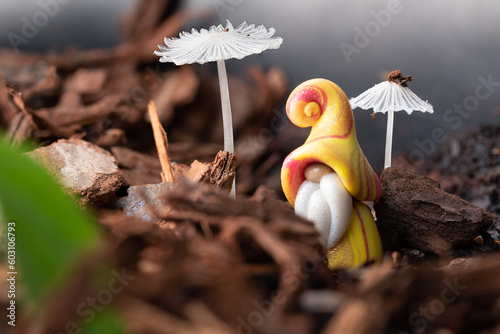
[
  {"xmin": 8, "ymin": 88, "xmax": 39, "ymax": 130},
  {"xmin": 148, "ymin": 100, "xmax": 175, "ymax": 183}
]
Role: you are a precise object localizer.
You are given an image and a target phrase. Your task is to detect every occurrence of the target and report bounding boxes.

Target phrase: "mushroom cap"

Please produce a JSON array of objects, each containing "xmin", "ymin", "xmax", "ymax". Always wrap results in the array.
[
  {"xmin": 349, "ymin": 81, "xmax": 433, "ymax": 115},
  {"xmin": 154, "ymin": 20, "xmax": 283, "ymax": 65}
]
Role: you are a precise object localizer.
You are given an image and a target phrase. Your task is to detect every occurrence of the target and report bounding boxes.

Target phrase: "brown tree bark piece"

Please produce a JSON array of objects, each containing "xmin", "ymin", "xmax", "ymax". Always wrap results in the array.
[
  {"xmin": 65, "ymin": 68, "xmax": 107, "ymax": 95},
  {"xmin": 374, "ymin": 167, "xmax": 493, "ymax": 253},
  {"xmin": 0, "ymin": 78, "xmax": 17, "ymax": 127},
  {"xmin": 35, "ymin": 93, "xmax": 123, "ymax": 136},
  {"xmin": 157, "ymin": 180, "xmax": 323, "ymax": 327},
  {"xmin": 116, "ymin": 9, "xmax": 211, "ymax": 64},
  {"xmin": 112, "ymin": 151, "xmax": 237, "ymax": 221},
  {"xmin": 173, "ymin": 150, "xmax": 237, "ymax": 191},
  {"xmin": 111, "ymin": 146, "xmax": 163, "ymax": 186},
  {"xmin": 5, "ymin": 86, "xmax": 42, "ymax": 147},
  {"xmin": 28, "ymin": 68, "xmax": 118, "ymax": 137},
  {"xmin": 151, "ymin": 65, "xmax": 199, "ymax": 124},
  {"xmin": 167, "ymin": 142, "xmax": 222, "ymax": 164},
  {"xmin": 197, "ymin": 150, "xmax": 237, "ymax": 190},
  {"xmin": 22, "ymin": 65, "xmax": 61, "ymax": 104},
  {"xmin": 119, "ymin": 0, "xmax": 173, "ymax": 41},
  {"xmin": 322, "ymin": 255, "xmax": 500, "ymax": 334},
  {"xmin": 0, "ymin": 55, "xmax": 51, "ymax": 89},
  {"xmin": 7, "ymin": 87, "xmax": 38, "ymax": 130}
]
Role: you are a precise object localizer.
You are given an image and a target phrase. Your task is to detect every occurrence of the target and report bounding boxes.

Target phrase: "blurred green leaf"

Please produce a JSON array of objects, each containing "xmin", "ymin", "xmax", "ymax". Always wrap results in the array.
[
  {"xmin": 0, "ymin": 136, "xmax": 100, "ymax": 304},
  {"xmin": 81, "ymin": 308, "xmax": 126, "ymax": 334}
]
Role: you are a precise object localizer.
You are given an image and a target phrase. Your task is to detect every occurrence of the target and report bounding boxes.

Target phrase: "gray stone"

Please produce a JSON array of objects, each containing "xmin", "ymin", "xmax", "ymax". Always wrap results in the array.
[
  {"xmin": 27, "ymin": 138, "xmax": 123, "ymax": 206},
  {"xmin": 115, "ymin": 182, "xmax": 173, "ymax": 222}
]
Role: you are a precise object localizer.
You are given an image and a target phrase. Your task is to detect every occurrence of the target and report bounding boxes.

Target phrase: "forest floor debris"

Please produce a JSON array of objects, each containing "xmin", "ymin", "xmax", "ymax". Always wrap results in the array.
[{"xmin": 1, "ymin": 1, "xmax": 499, "ymax": 333}]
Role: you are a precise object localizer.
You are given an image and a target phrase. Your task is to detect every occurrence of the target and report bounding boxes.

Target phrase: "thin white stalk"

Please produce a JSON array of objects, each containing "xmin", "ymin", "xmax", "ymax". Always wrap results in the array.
[
  {"xmin": 216, "ymin": 59, "xmax": 236, "ymax": 197},
  {"xmin": 216, "ymin": 59, "xmax": 234, "ymax": 153},
  {"xmin": 384, "ymin": 109, "xmax": 394, "ymax": 169}
]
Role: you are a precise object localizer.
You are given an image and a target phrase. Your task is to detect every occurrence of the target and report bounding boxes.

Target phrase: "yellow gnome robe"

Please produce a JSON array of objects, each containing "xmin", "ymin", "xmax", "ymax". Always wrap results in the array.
[{"xmin": 281, "ymin": 79, "xmax": 383, "ymax": 270}]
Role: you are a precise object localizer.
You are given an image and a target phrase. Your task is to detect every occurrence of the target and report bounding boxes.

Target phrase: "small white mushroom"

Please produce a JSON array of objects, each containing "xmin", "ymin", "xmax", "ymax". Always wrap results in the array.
[
  {"xmin": 350, "ymin": 70, "xmax": 433, "ymax": 169},
  {"xmin": 154, "ymin": 21, "xmax": 283, "ymax": 197}
]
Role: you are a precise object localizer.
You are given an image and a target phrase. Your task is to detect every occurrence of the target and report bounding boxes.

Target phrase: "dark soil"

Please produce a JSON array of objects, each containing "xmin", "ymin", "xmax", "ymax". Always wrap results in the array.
[{"xmin": 418, "ymin": 124, "xmax": 500, "ymax": 244}]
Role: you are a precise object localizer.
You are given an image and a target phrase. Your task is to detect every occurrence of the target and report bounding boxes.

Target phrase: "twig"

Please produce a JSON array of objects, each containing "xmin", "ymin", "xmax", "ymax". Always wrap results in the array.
[
  {"xmin": 148, "ymin": 100, "xmax": 174, "ymax": 183},
  {"xmin": 7, "ymin": 88, "xmax": 39, "ymax": 130}
]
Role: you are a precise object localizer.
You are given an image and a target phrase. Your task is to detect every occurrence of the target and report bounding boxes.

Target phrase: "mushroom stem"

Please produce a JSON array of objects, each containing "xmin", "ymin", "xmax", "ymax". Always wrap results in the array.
[
  {"xmin": 216, "ymin": 59, "xmax": 236, "ymax": 197},
  {"xmin": 384, "ymin": 109, "xmax": 394, "ymax": 169},
  {"xmin": 216, "ymin": 59, "xmax": 234, "ymax": 153}
]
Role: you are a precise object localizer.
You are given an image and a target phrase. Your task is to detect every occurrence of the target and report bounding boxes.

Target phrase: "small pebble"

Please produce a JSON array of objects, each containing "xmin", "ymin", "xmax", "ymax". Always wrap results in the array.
[
  {"xmin": 113, "ymin": 182, "xmax": 173, "ymax": 223},
  {"xmin": 391, "ymin": 251, "xmax": 402, "ymax": 268},
  {"xmin": 299, "ymin": 290, "xmax": 344, "ymax": 313},
  {"xmin": 408, "ymin": 250, "xmax": 424, "ymax": 258}
]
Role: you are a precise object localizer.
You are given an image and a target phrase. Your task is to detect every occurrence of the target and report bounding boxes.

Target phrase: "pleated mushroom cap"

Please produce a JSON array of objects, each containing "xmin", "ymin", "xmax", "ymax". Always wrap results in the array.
[
  {"xmin": 154, "ymin": 20, "xmax": 283, "ymax": 65},
  {"xmin": 350, "ymin": 70, "xmax": 433, "ymax": 114}
]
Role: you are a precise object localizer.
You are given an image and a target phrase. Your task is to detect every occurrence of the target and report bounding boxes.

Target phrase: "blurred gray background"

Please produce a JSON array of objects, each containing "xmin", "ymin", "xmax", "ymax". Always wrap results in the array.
[{"xmin": 1, "ymin": 0, "xmax": 499, "ymax": 171}]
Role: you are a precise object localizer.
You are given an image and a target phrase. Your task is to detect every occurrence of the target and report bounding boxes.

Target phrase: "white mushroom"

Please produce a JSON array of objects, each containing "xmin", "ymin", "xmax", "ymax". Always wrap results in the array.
[
  {"xmin": 154, "ymin": 20, "xmax": 283, "ymax": 196},
  {"xmin": 350, "ymin": 70, "xmax": 433, "ymax": 169}
]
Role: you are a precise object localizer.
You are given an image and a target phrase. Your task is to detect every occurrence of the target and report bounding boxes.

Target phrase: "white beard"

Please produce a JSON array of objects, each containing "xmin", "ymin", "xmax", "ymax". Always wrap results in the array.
[{"xmin": 295, "ymin": 173, "xmax": 352, "ymax": 249}]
